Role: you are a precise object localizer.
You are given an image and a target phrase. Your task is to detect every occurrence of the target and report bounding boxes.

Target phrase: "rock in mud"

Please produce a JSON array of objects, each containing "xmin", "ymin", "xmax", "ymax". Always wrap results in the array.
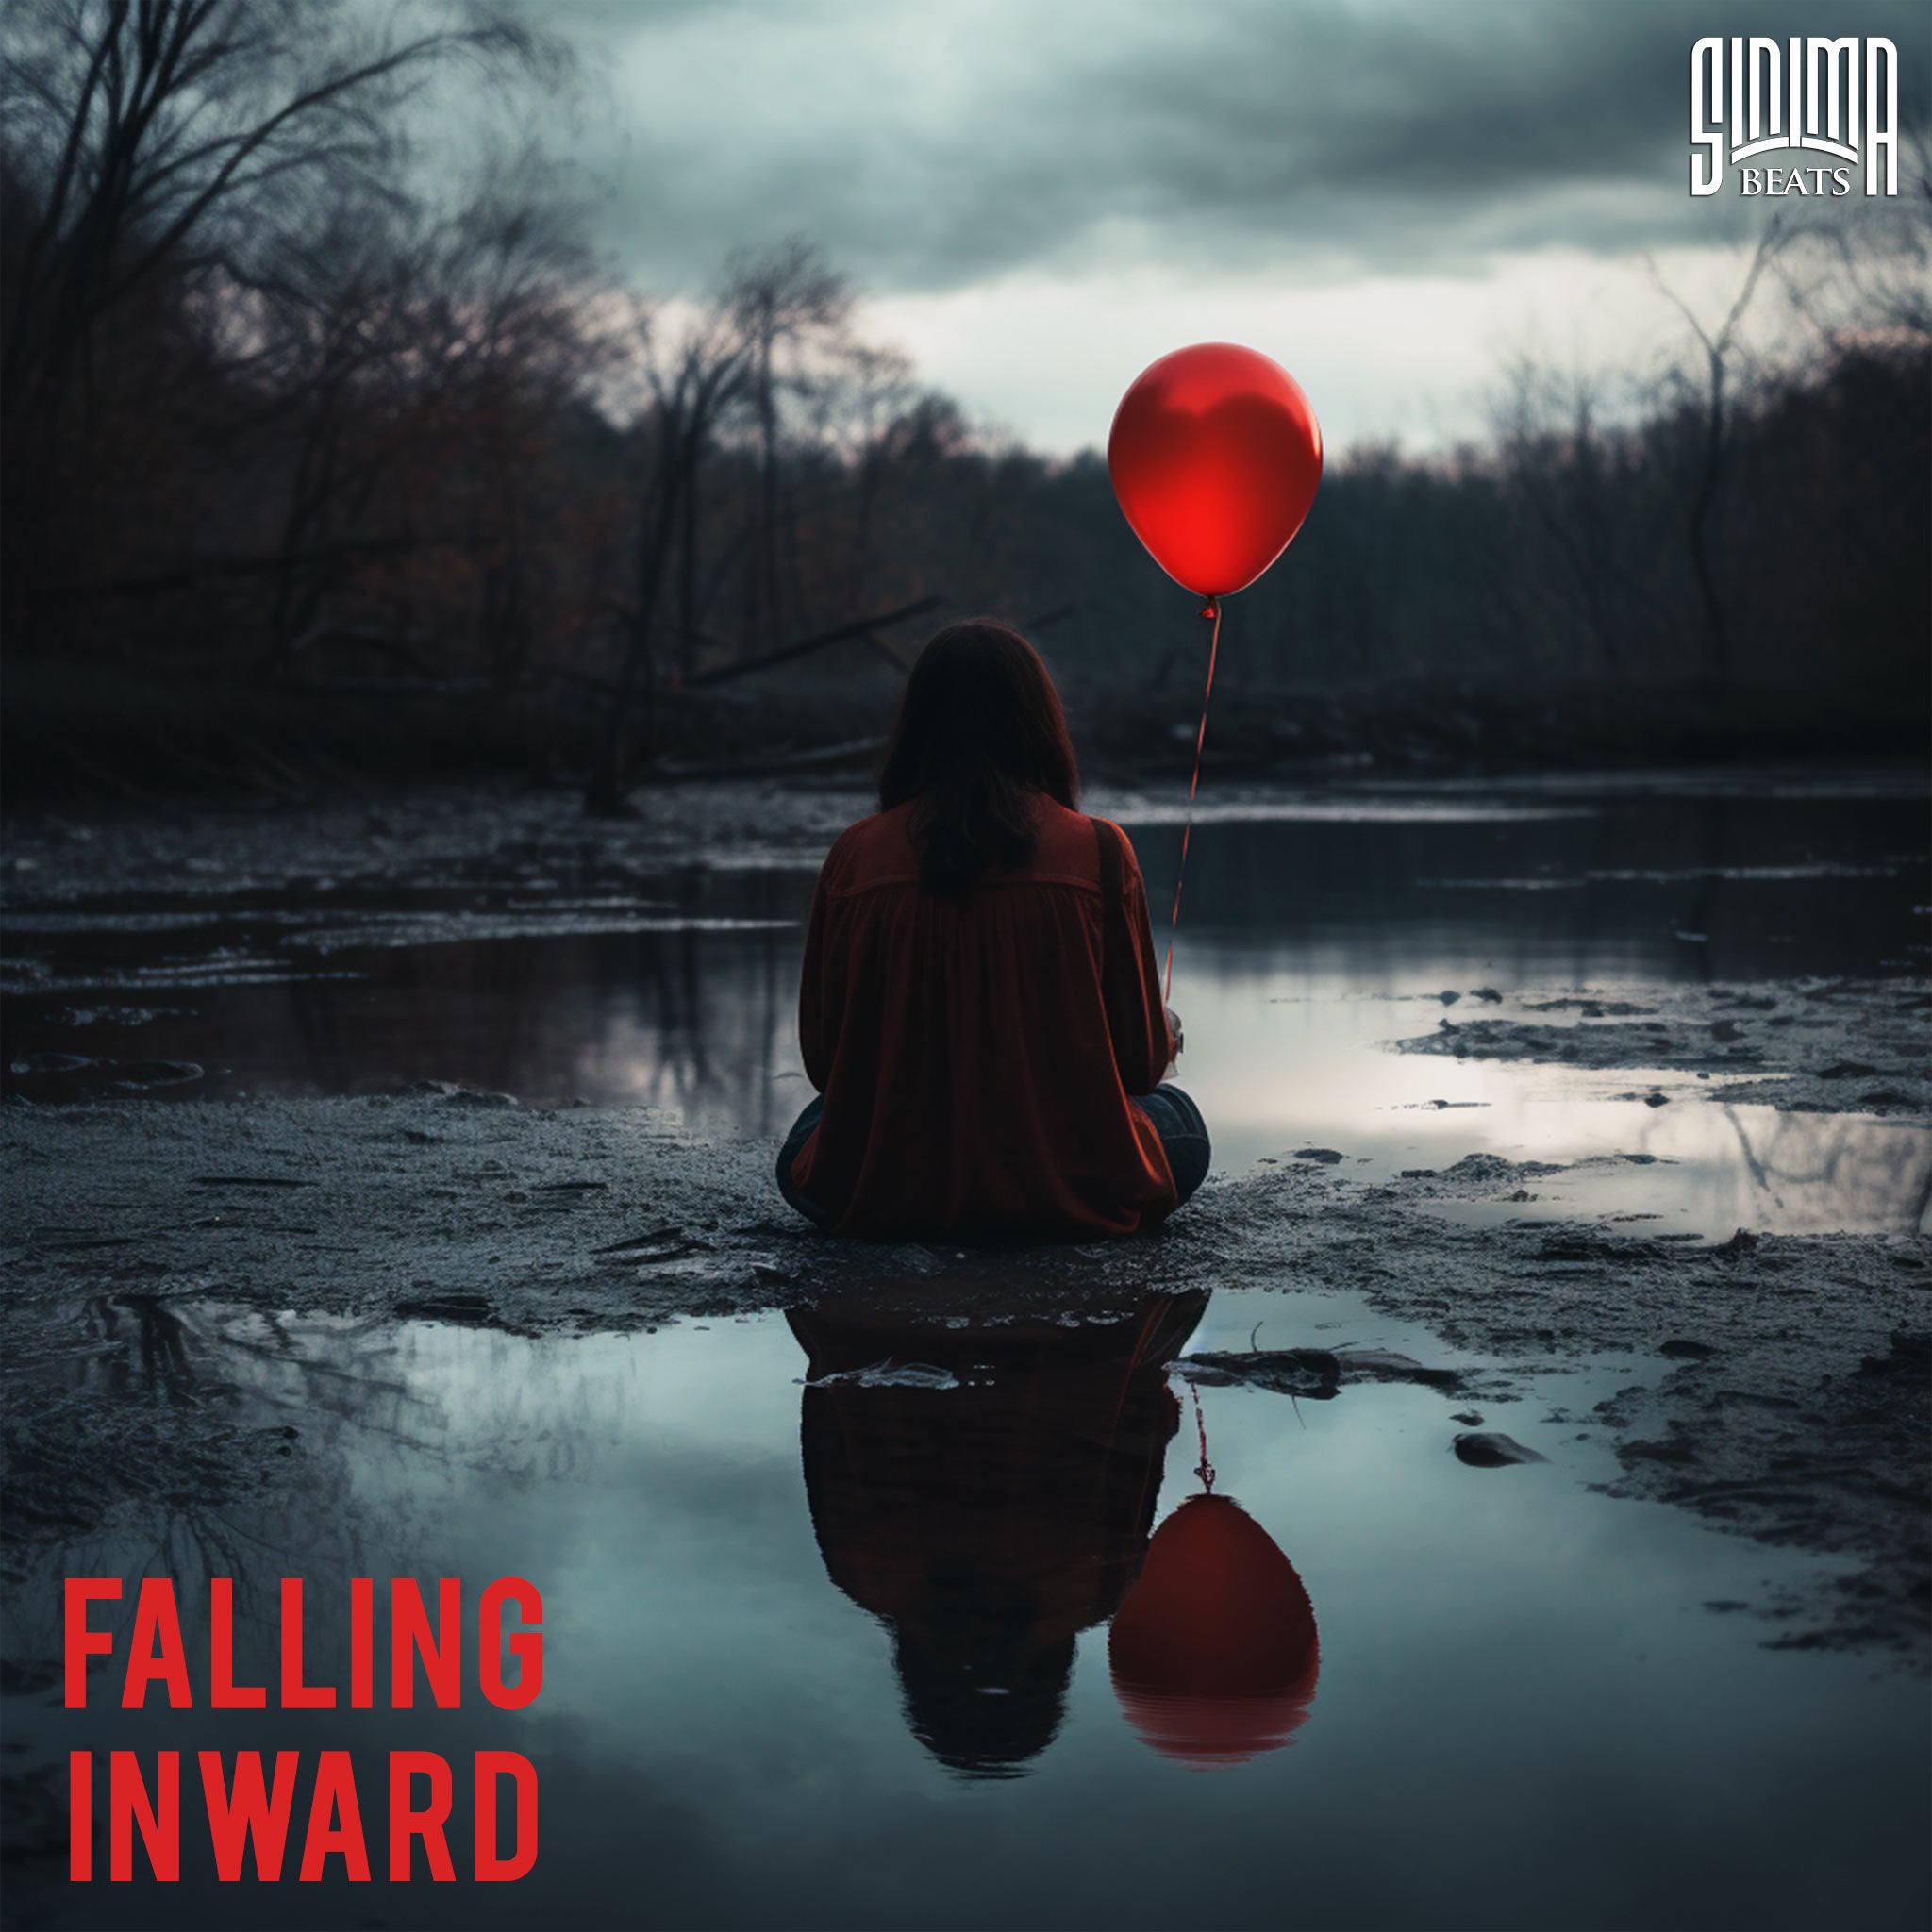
[
  {"xmin": 8, "ymin": 1052, "xmax": 92, "ymax": 1074},
  {"xmin": 111, "ymin": 1058, "xmax": 205, "ymax": 1088},
  {"xmin": 806, "ymin": 1359, "xmax": 961, "ymax": 1391},
  {"xmin": 1454, "ymin": 1431, "xmax": 1548, "ymax": 1468}
]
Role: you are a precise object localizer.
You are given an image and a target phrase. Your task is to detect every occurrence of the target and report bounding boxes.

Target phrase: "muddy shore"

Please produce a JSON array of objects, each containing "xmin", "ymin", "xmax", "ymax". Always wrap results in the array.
[
  {"xmin": 1393, "ymin": 977, "xmax": 1932, "ymax": 1122},
  {"xmin": 4, "ymin": 1087, "xmax": 1925, "ymax": 1662},
  {"xmin": 3, "ymin": 774, "xmax": 1927, "ymax": 1668}
]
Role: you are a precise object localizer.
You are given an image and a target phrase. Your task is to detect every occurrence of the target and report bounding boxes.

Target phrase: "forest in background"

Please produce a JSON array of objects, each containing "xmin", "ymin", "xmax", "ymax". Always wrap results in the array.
[{"xmin": 3, "ymin": 0, "xmax": 1928, "ymax": 808}]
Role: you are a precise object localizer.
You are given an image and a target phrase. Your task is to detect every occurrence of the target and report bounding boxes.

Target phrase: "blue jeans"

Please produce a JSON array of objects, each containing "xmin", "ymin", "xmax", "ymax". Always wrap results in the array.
[
  {"xmin": 1135, "ymin": 1083, "xmax": 1211, "ymax": 1205},
  {"xmin": 775, "ymin": 1085, "xmax": 1211, "ymax": 1231}
]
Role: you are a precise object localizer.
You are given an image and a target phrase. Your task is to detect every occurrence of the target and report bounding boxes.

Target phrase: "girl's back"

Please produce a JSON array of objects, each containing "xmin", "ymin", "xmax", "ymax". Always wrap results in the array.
[{"xmin": 789, "ymin": 794, "xmax": 1176, "ymax": 1238}]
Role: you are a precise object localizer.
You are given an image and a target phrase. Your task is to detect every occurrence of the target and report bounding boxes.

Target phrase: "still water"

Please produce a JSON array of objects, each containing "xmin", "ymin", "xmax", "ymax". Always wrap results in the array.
[
  {"xmin": 5, "ymin": 774, "xmax": 1928, "ymax": 1236},
  {"xmin": 3, "ymin": 775, "xmax": 1929, "ymax": 1927},
  {"xmin": 5, "ymin": 1288, "xmax": 1927, "ymax": 1930}
]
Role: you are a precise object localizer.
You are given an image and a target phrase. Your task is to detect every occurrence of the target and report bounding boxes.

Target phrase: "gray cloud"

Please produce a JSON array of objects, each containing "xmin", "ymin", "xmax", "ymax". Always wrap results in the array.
[{"xmin": 534, "ymin": 0, "xmax": 1930, "ymax": 296}]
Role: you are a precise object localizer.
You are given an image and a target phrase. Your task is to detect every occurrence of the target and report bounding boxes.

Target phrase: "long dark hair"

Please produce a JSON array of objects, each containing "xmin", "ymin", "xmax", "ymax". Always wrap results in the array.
[{"xmin": 877, "ymin": 619, "xmax": 1080, "ymax": 893}]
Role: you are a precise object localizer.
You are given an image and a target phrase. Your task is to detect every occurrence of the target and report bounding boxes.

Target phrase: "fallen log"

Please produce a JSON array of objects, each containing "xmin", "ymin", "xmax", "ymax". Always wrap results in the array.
[
  {"xmin": 652, "ymin": 737, "xmax": 885, "ymax": 780},
  {"xmin": 678, "ymin": 596, "xmax": 942, "ymax": 690}
]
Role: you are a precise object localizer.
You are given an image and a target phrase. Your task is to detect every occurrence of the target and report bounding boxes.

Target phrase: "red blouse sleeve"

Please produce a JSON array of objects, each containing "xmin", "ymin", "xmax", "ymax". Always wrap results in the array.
[
  {"xmin": 1099, "ymin": 821, "xmax": 1174, "ymax": 1096},
  {"xmin": 797, "ymin": 857, "xmax": 842, "ymax": 1094}
]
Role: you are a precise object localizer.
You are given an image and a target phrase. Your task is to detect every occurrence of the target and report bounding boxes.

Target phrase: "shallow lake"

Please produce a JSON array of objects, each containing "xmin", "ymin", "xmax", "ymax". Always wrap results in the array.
[
  {"xmin": 4, "ymin": 1285, "xmax": 1927, "ymax": 1930},
  {"xmin": 3, "ymin": 772, "xmax": 1929, "ymax": 1929},
  {"xmin": 5, "ymin": 771, "xmax": 1928, "ymax": 1238}
]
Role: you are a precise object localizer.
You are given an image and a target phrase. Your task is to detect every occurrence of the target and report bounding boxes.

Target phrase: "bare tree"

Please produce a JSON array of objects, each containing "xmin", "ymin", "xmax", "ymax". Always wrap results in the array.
[
  {"xmin": 1645, "ymin": 215, "xmax": 1788, "ymax": 698},
  {"xmin": 1492, "ymin": 358, "xmax": 1625, "ymax": 675},
  {"xmin": 1775, "ymin": 126, "xmax": 1932, "ymax": 347},
  {"xmin": 0, "ymin": 0, "xmax": 558, "ymax": 637},
  {"xmin": 817, "ymin": 338, "xmax": 915, "ymax": 608},
  {"xmin": 585, "ymin": 304, "xmax": 752, "ymax": 816},
  {"xmin": 721, "ymin": 239, "xmax": 853, "ymax": 651}
]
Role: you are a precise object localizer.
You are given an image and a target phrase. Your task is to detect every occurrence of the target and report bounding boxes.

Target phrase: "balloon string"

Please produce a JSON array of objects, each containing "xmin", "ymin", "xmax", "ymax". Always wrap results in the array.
[
  {"xmin": 1189, "ymin": 1379, "xmax": 1216, "ymax": 1494},
  {"xmin": 1163, "ymin": 596, "xmax": 1222, "ymax": 1006}
]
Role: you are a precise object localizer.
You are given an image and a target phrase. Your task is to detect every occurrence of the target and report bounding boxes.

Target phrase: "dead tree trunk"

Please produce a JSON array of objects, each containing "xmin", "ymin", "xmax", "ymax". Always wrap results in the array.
[
  {"xmin": 1684, "ymin": 340, "xmax": 1731, "ymax": 699},
  {"xmin": 1648, "ymin": 216, "xmax": 1783, "ymax": 705},
  {"xmin": 587, "ymin": 442, "xmax": 684, "ymax": 816}
]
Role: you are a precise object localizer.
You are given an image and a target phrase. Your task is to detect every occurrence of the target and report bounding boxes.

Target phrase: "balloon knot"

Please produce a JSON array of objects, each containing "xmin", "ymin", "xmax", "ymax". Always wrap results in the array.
[{"xmin": 1198, "ymin": 598, "xmax": 1220, "ymax": 622}]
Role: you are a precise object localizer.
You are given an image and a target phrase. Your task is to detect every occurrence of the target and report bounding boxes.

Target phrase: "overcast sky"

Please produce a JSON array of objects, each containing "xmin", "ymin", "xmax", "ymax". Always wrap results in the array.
[{"xmin": 534, "ymin": 0, "xmax": 1929, "ymax": 455}]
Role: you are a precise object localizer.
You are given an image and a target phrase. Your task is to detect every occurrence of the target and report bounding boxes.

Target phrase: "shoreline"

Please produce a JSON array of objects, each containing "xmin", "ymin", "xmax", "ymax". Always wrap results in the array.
[
  {"xmin": 3, "ymin": 1089, "xmax": 1925, "ymax": 1663},
  {"xmin": 3, "ymin": 768, "xmax": 1926, "ymax": 1669}
]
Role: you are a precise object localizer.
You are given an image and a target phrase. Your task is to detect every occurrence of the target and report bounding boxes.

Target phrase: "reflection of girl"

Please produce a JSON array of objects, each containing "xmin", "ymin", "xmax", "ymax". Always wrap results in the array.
[
  {"xmin": 776, "ymin": 619, "xmax": 1209, "ymax": 1239},
  {"xmin": 788, "ymin": 1290, "xmax": 1208, "ymax": 1779}
]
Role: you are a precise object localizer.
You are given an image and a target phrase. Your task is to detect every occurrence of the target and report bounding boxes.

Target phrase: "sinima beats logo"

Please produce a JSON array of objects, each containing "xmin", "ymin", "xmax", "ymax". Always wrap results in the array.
[{"xmin": 1690, "ymin": 37, "xmax": 1900, "ymax": 196}]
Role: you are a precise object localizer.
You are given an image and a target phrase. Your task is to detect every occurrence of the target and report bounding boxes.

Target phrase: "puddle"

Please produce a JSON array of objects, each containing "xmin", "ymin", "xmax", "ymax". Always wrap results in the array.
[
  {"xmin": 3, "ymin": 1291, "xmax": 1925, "ymax": 1929},
  {"xmin": 5, "ymin": 777, "xmax": 1924, "ymax": 1924},
  {"xmin": 4, "ymin": 780, "xmax": 1926, "ymax": 1236}
]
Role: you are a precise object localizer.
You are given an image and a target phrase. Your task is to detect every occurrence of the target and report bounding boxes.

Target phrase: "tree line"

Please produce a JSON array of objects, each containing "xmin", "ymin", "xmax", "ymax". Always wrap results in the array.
[{"xmin": 3, "ymin": 0, "xmax": 1926, "ymax": 806}]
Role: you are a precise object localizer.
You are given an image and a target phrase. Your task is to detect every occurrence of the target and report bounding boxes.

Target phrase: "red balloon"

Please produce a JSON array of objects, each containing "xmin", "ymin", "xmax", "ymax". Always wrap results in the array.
[
  {"xmin": 1108, "ymin": 1493, "xmax": 1319, "ymax": 1769},
  {"xmin": 1108, "ymin": 342, "xmax": 1323, "ymax": 599}
]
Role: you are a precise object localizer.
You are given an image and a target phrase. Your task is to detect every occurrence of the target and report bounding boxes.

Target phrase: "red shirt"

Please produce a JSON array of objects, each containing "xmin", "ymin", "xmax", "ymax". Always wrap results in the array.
[{"xmin": 790, "ymin": 793, "xmax": 1177, "ymax": 1239}]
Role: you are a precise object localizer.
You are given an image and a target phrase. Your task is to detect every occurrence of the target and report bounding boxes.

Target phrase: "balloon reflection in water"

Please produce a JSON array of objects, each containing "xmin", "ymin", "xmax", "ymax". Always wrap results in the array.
[{"xmin": 1108, "ymin": 1491, "xmax": 1320, "ymax": 1769}]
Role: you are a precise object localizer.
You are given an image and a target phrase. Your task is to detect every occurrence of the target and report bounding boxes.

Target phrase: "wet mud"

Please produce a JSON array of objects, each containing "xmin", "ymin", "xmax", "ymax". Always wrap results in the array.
[
  {"xmin": 3, "ymin": 774, "xmax": 1927, "ymax": 1674},
  {"xmin": 1395, "ymin": 977, "xmax": 1932, "ymax": 1120},
  {"xmin": 3, "ymin": 1092, "xmax": 1925, "ymax": 1662}
]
